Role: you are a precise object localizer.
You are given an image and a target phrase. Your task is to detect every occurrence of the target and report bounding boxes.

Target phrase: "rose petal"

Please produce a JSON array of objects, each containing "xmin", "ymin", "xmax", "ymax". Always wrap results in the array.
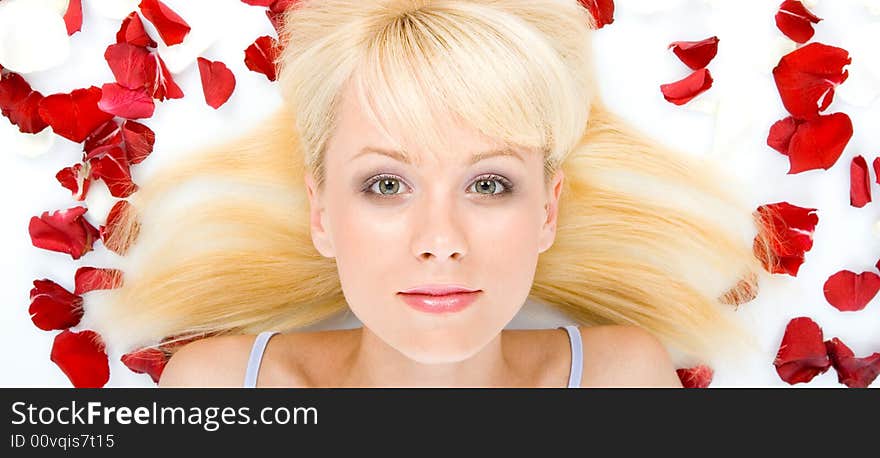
[
  {"xmin": 28, "ymin": 206, "xmax": 101, "ymax": 260},
  {"xmin": 121, "ymin": 347, "xmax": 168, "ymax": 384},
  {"xmin": 874, "ymin": 157, "xmax": 880, "ymax": 187},
  {"xmin": 772, "ymin": 42, "xmax": 851, "ymax": 120},
  {"xmin": 266, "ymin": 0, "xmax": 297, "ymax": 34},
  {"xmin": 0, "ymin": 71, "xmax": 49, "ymax": 134},
  {"xmin": 104, "ymin": 42, "xmax": 151, "ymax": 89},
  {"xmin": 773, "ymin": 317, "xmax": 831, "ymax": 385},
  {"xmin": 121, "ymin": 120, "xmax": 155, "ymax": 164},
  {"xmin": 74, "ymin": 267, "xmax": 124, "ymax": 294},
  {"xmin": 775, "ymin": 0, "xmax": 822, "ymax": 44},
  {"xmin": 99, "ymin": 200, "xmax": 140, "ymax": 256},
  {"xmin": 50, "ymin": 329, "xmax": 110, "ymax": 388},
  {"xmin": 56, "ymin": 162, "xmax": 92, "ymax": 201},
  {"xmin": 822, "ymin": 270, "xmax": 880, "ymax": 312},
  {"xmin": 197, "ymin": 57, "xmax": 236, "ymax": 109},
  {"xmin": 144, "ymin": 52, "xmax": 184, "ymax": 100},
  {"xmin": 117, "ymin": 11, "xmax": 158, "ymax": 48},
  {"xmin": 825, "ymin": 337, "xmax": 880, "ymax": 388},
  {"xmin": 29, "ymin": 279, "xmax": 83, "ymax": 331},
  {"xmin": 752, "ymin": 202, "xmax": 818, "ymax": 276},
  {"xmin": 98, "ymin": 82, "xmax": 155, "ymax": 119},
  {"xmin": 668, "ymin": 36, "xmax": 719, "ymax": 70},
  {"xmin": 88, "ymin": 146, "xmax": 139, "ymax": 198},
  {"xmin": 719, "ymin": 271, "xmax": 759, "ymax": 306},
  {"xmin": 84, "ymin": 119, "xmax": 122, "ymax": 154},
  {"xmin": 579, "ymin": 0, "xmax": 615, "ymax": 29},
  {"xmin": 676, "ymin": 365, "xmax": 714, "ymax": 388},
  {"xmin": 244, "ymin": 35, "xmax": 280, "ymax": 82},
  {"xmin": 38, "ymin": 86, "xmax": 115, "ymax": 143},
  {"xmin": 0, "ymin": 115, "xmax": 55, "ymax": 157},
  {"xmin": 0, "ymin": 1, "xmax": 71, "ymax": 73},
  {"xmin": 850, "ymin": 155, "xmax": 871, "ymax": 207},
  {"xmin": 138, "ymin": 0, "xmax": 191, "ymax": 46},
  {"xmin": 767, "ymin": 113, "xmax": 853, "ymax": 174},
  {"xmin": 241, "ymin": 0, "xmax": 275, "ymax": 6},
  {"xmin": 660, "ymin": 68, "xmax": 713, "ymax": 105},
  {"xmin": 63, "ymin": 0, "xmax": 83, "ymax": 35}
]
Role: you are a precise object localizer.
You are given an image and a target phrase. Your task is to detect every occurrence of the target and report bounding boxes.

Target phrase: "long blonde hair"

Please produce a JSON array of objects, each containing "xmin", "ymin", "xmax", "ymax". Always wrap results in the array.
[{"xmin": 92, "ymin": 0, "xmax": 777, "ymax": 366}]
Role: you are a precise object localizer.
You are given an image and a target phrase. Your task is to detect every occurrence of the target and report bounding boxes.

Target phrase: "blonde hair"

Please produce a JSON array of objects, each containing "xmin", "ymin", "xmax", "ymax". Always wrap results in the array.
[{"xmin": 93, "ymin": 0, "xmax": 778, "ymax": 367}]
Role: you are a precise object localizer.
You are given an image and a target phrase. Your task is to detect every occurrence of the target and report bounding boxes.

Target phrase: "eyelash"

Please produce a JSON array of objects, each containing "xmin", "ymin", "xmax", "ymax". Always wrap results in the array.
[{"xmin": 361, "ymin": 173, "xmax": 516, "ymax": 199}]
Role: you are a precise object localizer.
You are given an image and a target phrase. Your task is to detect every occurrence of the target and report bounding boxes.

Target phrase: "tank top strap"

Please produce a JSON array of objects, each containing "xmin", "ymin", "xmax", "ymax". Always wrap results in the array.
[
  {"xmin": 243, "ymin": 330, "xmax": 280, "ymax": 388},
  {"xmin": 558, "ymin": 325, "xmax": 583, "ymax": 388}
]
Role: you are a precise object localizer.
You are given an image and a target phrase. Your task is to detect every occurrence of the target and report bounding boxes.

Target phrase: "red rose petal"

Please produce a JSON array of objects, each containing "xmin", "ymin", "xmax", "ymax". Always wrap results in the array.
[
  {"xmin": 29, "ymin": 279, "xmax": 84, "ymax": 331},
  {"xmin": 28, "ymin": 206, "xmax": 101, "ymax": 260},
  {"xmin": 850, "ymin": 155, "xmax": 871, "ymax": 207},
  {"xmin": 660, "ymin": 68, "xmax": 713, "ymax": 106},
  {"xmin": 38, "ymin": 86, "xmax": 115, "ymax": 143},
  {"xmin": 56, "ymin": 162, "xmax": 92, "ymax": 201},
  {"xmin": 244, "ymin": 35, "xmax": 280, "ymax": 82},
  {"xmin": 84, "ymin": 119, "xmax": 122, "ymax": 154},
  {"xmin": 266, "ymin": 0, "xmax": 298, "ymax": 34},
  {"xmin": 63, "ymin": 0, "xmax": 83, "ymax": 36},
  {"xmin": 145, "ymin": 53, "xmax": 184, "ymax": 100},
  {"xmin": 579, "ymin": 0, "xmax": 615, "ymax": 29},
  {"xmin": 197, "ymin": 57, "xmax": 236, "ymax": 109},
  {"xmin": 775, "ymin": 0, "xmax": 822, "ymax": 44},
  {"xmin": 50, "ymin": 329, "xmax": 110, "ymax": 388},
  {"xmin": 241, "ymin": 0, "xmax": 275, "ymax": 6},
  {"xmin": 104, "ymin": 42, "xmax": 151, "ymax": 89},
  {"xmin": 121, "ymin": 347, "xmax": 168, "ymax": 384},
  {"xmin": 752, "ymin": 202, "xmax": 818, "ymax": 276},
  {"xmin": 825, "ymin": 338, "xmax": 880, "ymax": 388},
  {"xmin": 675, "ymin": 365, "xmax": 714, "ymax": 388},
  {"xmin": 117, "ymin": 11, "xmax": 158, "ymax": 48},
  {"xmin": 138, "ymin": 0, "xmax": 191, "ymax": 46},
  {"xmin": 0, "ymin": 72, "xmax": 49, "ymax": 134},
  {"xmin": 99, "ymin": 200, "xmax": 140, "ymax": 256},
  {"xmin": 772, "ymin": 42, "xmax": 850, "ymax": 120},
  {"xmin": 89, "ymin": 146, "xmax": 139, "ymax": 198},
  {"xmin": 98, "ymin": 82, "xmax": 155, "ymax": 119},
  {"xmin": 668, "ymin": 36, "xmax": 719, "ymax": 70},
  {"xmin": 773, "ymin": 317, "xmax": 831, "ymax": 385},
  {"xmin": 822, "ymin": 270, "xmax": 880, "ymax": 312},
  {"xmin": 74, "ymin": 267, "xmax": 124, "ymax": 295},
  {"xmin": 767, "ymin": 113, "xmax": 853, "ymax": 174},
  {"xmin": 121, "ymin": 120, "xmax": 155, "ymax": 164},
  {"xmin": 873, "ymin": 157, "xmax": 880, "ymax": 186}
]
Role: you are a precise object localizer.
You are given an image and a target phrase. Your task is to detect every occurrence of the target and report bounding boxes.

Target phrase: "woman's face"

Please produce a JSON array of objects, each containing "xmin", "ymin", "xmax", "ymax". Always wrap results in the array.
[{"xmin": 304, "ymin": 82, "xmax": 564, "ymax": 364}]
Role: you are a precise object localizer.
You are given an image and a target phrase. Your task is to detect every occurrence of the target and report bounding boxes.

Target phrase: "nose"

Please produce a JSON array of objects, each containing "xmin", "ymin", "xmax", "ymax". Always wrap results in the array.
[{"xmin": 410, "ymin": 191, "xmax": 468, "ymax": 263}]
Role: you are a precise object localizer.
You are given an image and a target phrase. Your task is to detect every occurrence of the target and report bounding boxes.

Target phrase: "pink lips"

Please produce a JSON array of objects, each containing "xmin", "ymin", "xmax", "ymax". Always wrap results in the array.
[{"xmin": 397, "ymin": 285, "xmax": 482, "ymax": 314}]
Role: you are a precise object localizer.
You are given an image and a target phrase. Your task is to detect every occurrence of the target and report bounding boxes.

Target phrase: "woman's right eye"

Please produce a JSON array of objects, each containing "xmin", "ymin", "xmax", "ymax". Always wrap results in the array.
[{"xmin": 363, "ymin": 175, "xmax": 410, "ymax": 197}]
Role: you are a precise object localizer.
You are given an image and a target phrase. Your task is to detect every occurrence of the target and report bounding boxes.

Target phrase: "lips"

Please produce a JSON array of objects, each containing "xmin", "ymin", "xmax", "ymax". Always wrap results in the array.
[{"xmin": 397, "ymin": 290, "xmax": 482, "ymax": 314}]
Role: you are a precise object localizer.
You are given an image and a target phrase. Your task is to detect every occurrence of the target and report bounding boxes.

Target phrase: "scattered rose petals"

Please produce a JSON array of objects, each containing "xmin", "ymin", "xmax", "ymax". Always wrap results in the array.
[
  {"xmin": 0, "ymin": 71, "xmax": 49, "ymax": 134},
  {"xmin": 753, "ymin": 202, "xmax": 818, "ymax": 276},
  {"xmin": 50, "ymin": 329, "xmax": 110, "ymax": 388},
  {"xmin": 116, "ymin": 11, "xmax": 158, "ymax": 48},
  {"xmin": 244, "ymin": 35, "xmax": 280, "ymax": 82},
  {"xmin": 660, "ymin": 68, "xmax": 713, "ymax": 105},
  {"xmin": 56, "ymin": 162, "xmax": 92, "ymax": 201},
  {"xmin": 63, "ymin": 0, "xmax": 83, "ymax": 36},
  {"xmin": 850, "ymin": 155, "xmax": 871, "ymax": 207},
  {"xmin": 197, "ymin": 57, "xmax": 236, "ymax": 109},
  {"xmin": 104, "ymin": 42, "xmax": 151, "ymax": 89},
  {"xmin": 668, "ymin": 36, "xmax": 719, "ymax": 70},
  {"xmin": 773, "ymin": 317, "xmax": 831, "ymax": 385},
  {"xmin": 772, "ymin": 43, "xmax": 851, "ymax": 120},
  {"xmin": 29, "ymin": 206, "xmax": 101, "ymax": 260},
  {"xmin": 99, "ymin": 200, "xmax": 140, "ymax": 256},
  {"xmin": 676, "ymin": 365, "xmax": 714, "ymax": 388},
  {"xmin": 823, "ymin": 270, "xmax": 880, "ymax": 312},
  {"xmin": 121, "ymin": 347, "xmax": 168, "ymax": 384},
  {"xmin": 38, "ymin": 86, "xmax": 114, "ymax": 143},
  {"xmin": 767, "ymin": 113, "xmax": 853, "ymax": 174},
  {"xmin": 98, "ymin": 82, "xmax": 155, "ymax": 119},
  {"xmin": 88, "ymin": 146, "xmax": 139, "ymax": 198},
  {"xmin": 138, "ymin": 0, "xmax": 191, "ymax": 46},
  {"xmin": 74, "ymin": 267, "xmax": 124, "ymax": 294},
  {"xmin": 28, "ymin": 279, "xmax": 83, "ymax": 331},
  {"xmin": 775, "ymin": 0, "xmax": 822, "ymax": 43},
  {"xmin": 121, "ymin": 120, "xmax": 155, "ymax": 164},
  {"xmin": 579, "ymin": 0, "xmax": 615, "ymax": 29},
  {"xmin": 825, "ymin": 338, "xmax": 880, "ymax": 388},
  {"xmin": 145, "ymin": 53, "xmax": 184, "ymax": 100},
  {"xmin": 84, "ymin": 119, "xmax": 122, "ymax": 155}
]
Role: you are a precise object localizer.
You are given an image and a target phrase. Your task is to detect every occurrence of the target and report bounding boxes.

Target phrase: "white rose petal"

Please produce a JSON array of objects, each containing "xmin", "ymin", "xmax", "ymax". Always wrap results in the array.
[
  {"xmin": 4, "ymin": 0, "xmax": 69, "ymax": 16},
  {"xmin": 835, "ymin": 60, "xmax": 880, "ymax": 107},
  {"xmin": 0, "ymin": 1, "xmax": 70, "ymax": 73},
  {"xmin": 88, "ymin": 0, "xmax": 140, "ymax": 20},
  {"xmin": 0, "ymin": 117, "xmax": 56, "ymax": 158}
]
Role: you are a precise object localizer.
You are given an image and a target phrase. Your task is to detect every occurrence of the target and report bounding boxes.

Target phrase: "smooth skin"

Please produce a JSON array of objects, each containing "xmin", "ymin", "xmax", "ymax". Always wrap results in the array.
[{"xmin": 159, "ymin": 80, "xmax": 683, "ymax": 388}]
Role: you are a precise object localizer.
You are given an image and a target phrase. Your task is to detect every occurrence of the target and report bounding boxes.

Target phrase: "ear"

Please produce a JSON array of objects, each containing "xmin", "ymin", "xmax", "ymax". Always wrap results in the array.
[
  {"xmin": 538, "ymin": 168, "xmax": 564, "ymax": 254},
  {"xmin": 304, "ymin": 171, "xmax": 335, "ymax": 258}
]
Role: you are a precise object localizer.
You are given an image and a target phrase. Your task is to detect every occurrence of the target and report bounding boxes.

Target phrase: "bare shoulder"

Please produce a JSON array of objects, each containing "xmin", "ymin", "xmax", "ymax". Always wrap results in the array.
[
  {"xmin": 579, "ymin": 325, "xmax": 683, "ymax": 388},
  {"xmin": 158, "ymin": 334, "xmax": 257, "ymax": 388}
]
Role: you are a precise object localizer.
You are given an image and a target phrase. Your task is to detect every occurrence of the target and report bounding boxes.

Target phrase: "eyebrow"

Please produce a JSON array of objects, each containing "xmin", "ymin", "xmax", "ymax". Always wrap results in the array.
[{"xmin": 354, "ymin": 146, "xmax": 525, "ymax": 166}]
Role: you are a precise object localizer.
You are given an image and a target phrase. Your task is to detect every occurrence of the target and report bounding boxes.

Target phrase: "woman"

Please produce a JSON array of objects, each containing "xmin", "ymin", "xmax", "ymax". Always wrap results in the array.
[{"xmin": 100, "ymin": 0, "xmax": 775, "ymax": 387}]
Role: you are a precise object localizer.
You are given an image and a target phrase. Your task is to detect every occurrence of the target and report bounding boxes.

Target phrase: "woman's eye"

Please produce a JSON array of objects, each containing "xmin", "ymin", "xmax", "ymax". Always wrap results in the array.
[
  {"xmin": 363, "ymin": 174, "xmax": 513, "ymax": 198},
  {"xmin": 366, "ymin": 176, "xmax": 410, "ymax": 196},
  {"xmin": 469, "ymin": 176, "xmax": 509, "ymax": 195}
]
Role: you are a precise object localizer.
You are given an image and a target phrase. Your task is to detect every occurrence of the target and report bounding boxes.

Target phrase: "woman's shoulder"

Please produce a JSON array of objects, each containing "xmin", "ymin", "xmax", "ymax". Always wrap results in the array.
[{"xmin": 578, "ymin": 324, "xmax": 683, "ymax": 388}]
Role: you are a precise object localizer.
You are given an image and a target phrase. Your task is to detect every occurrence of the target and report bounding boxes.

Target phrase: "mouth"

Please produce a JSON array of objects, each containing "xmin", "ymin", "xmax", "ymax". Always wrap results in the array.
[{"xmin": 397, "ymin": 290, "xmax": 482, "ymax": 314}]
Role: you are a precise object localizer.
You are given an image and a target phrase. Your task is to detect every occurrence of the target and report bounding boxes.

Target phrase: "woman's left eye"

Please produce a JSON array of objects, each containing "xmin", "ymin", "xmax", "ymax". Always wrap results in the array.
[{"xmin": 468, "ymin": 175, "xmax": 513, "ymax": 196}]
